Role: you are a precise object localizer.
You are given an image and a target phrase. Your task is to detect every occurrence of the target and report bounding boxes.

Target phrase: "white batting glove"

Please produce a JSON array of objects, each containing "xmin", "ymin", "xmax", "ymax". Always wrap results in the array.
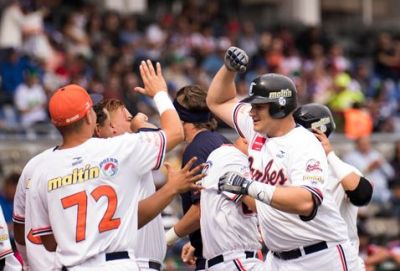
[
  {"xmin": 218, "ymin": 171, "xmax": 253, "ymax": 195},
  {"xmin": 224, "ymin": 47, "xmax": 249, "ymax": 73}
]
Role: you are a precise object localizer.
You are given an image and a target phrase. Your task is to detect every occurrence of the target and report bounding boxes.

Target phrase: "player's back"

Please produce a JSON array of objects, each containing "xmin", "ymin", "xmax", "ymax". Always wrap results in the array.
[
  {"xmin": 200, "ymin": 145, "xmax": 261, "ymax": 259},
  {"xmin": 30, "ymin": 132, "xmax": 166, "ymax": 268},
  {"xmin": 180, "ymin": 130, "xmax": 231, "ymax": 260},
  {"xmin": 14, "ymin": 147, "xmax": 56, "ymax": 271}
]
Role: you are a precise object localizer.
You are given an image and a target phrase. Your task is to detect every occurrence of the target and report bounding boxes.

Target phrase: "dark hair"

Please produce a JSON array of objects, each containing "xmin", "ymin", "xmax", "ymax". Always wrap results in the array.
[
  {"xmin": 176, "ymin": 85, "xmax": 217, "ymax": 131},
  {"xmin": 56, "ymin": 117, "xmax": 86, "ymax": 135},
  {"xmin": 4, "ymin": 172, "xmax": 20, "ymax": 186}
]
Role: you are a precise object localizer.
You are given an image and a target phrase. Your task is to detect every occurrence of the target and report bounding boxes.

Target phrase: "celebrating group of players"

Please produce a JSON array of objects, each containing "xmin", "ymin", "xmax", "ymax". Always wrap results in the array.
[{"xmin": 6, "ymin": 46, "xmax": 373, "ymax": 271}]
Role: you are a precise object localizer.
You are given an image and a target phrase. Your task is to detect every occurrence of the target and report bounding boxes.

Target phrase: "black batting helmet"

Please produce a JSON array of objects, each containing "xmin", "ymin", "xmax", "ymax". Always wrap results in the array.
[
  {"xmin": 240, "ymin": 73, "xmax": 298, "ymax": 119},
  {"xmin": 293, "ymin": 103, "xmax": 336, "ymax": 137}
]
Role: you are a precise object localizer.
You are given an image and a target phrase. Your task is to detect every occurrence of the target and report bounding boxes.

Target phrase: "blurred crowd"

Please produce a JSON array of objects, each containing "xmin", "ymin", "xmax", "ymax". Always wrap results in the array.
[{"xmin": 1, "ymin": 0, "xmax": 400, "ymax": 270}]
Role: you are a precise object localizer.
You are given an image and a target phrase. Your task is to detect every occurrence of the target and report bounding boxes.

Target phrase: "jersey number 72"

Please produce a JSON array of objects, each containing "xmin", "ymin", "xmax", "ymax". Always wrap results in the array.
[{"xmin": 61, "ymin": 185, "xmax": 121, "ymax": 242}]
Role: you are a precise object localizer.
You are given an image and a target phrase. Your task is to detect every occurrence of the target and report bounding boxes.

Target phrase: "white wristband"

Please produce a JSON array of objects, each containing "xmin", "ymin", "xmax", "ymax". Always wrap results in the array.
[
  {"xmin": 165, "ymin": 227, "xmax": 180, "ymax": 246},
  {"xmin": 248, "ymin": 181, "xmax": 276, "ymax": 205},
  {"xmin": 327, "ymin": 151, "xmax": 360, "ymax": 181},
  {"xmin": 153, "ymin": 91, "xmax": 175, "ymax": 115}
]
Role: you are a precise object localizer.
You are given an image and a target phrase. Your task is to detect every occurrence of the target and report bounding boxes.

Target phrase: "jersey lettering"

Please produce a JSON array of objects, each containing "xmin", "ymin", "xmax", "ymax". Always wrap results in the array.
[{"xmin": 248, "ymin": 156, "xmax": 287, "ymax": 185}]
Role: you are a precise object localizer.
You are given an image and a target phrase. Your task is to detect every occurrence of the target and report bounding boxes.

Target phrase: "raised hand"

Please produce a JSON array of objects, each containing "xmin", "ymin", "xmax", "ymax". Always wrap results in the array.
[
  {"xmin": 312, "ymin": 128, "xmax": 333, "ymax": 155},
  {"xmin": 134, "ymin": 60, "xmax": 168, "ymax": 97},
  {"xmin": 218, "ymin": 171, "xmax": 252, "ymax": 194},
  {"xmin": 224, "ymin": 47, "xmax": 249, "ymax": 73},
  {"xmin": 164, "ymin": 157, "xmax": 205, "ymax": 194}
]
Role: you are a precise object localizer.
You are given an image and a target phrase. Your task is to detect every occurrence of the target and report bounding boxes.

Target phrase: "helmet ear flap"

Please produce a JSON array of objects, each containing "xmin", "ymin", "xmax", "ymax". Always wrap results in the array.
[
  {"xmin": 268, "ymin": 95, "xmax": 298, "ymax": 119},
  {"xmin": 269, "ymin": 103, "xmax": 286, "ymax": 119}
]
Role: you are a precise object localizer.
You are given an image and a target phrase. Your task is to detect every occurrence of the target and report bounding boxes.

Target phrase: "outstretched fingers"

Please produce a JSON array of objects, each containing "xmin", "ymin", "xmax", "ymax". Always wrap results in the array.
[
  {"xmin": 182, "ymin": 156, "xmax": 198, "ymax": 172},
  {"xmin": 156, "ymin": 62, "xmax": 162, "ymax": 76},
  {"xmin": 146, "ymin": 59, "xmax": 156, "ymax": 76}
]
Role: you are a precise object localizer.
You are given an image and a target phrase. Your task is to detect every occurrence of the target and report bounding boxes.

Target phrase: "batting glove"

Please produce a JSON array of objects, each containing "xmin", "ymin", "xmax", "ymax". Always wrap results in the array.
[
  {"xmin": 224, "ymin": 47, "xmax": 249, "ymax": 73},
  {"xmin": 218, "ymin": 171, "xmax": 253, "ymax": 195}
]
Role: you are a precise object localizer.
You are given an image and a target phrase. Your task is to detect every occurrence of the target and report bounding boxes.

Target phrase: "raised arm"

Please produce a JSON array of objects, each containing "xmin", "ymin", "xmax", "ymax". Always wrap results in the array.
[
  {"xmin": 206, "ymin": 47, "xmax": 248, "ymax": 128},
  {"xmin": 138, "ymin": 157, "xmax": 204, "ymax": 228},
  {"xmin": 313, "ymin": 129, "xmax": 373, "ymax": 206},
  {"xmin": 135, "ymin": 60, "xmax": 184, "ymax": 151}
]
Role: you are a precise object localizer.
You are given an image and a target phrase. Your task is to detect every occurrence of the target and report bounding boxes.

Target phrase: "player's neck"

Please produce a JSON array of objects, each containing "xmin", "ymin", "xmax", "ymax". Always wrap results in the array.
[
  {"xmin": 185, "ymin": 128, "xmax": 207, "ymax": 143},
  {"xmin": 58, "ymin": 131, "xmax": 92, "ymax": 150},
  {"xmin": 266, "ymin": 118, "xmax": 296, "ymax": 138}
]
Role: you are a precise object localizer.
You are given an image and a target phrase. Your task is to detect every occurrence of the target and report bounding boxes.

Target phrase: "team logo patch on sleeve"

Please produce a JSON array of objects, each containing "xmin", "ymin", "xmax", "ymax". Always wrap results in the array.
[
  {"xmin": 0, "ymin": 226, "xmax": 8, "ymax": 241},
  {"xmin": 202, "ymin": 161, "xmax": 212, "ymax": 174},
  {"xmin": 251, "ymin": 136, "xmax": 266, "ymax": 151},
  {"xmin": 100, "ymin": 158, "xmax": 119, "ymax": 177},
  {"xmin": 305, "ymin": 159, "xmax": 322, "ymax": 172}
]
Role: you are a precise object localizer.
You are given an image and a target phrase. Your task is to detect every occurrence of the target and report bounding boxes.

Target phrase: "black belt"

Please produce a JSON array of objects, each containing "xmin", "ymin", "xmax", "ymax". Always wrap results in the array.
[
  {"xmin": 272, "ymin": 241, "xmax": 328, "ymax": 260},
  {"xmin": 207, "ymin": 251, "xmax": 258, "ymax": 268},
  {"xmin": 195, "ymin": 258, "xmax": 206, "ymax": 270},
  {"xmin": 61, "ymin": 251, "xmax": 130, "ymax": 271},
  {"xmin": 148, "ymin": 260, "xmax": 162, "ymax": 271}
]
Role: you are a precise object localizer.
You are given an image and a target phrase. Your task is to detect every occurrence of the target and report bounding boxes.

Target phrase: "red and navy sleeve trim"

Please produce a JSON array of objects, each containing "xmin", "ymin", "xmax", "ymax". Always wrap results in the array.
[
  {"xmin": 0, "ymin": 249, "xmax": 13, "ymax": 260},
  {"xmin": 12, "ymin": 213, "xmax": 25, "ymax": 224},
  {"xmin": 233, "ymin": 104, "xmax": 245, "ymax": 138},
  {"xmin": 302, "ymin": 185, "xmax": 323, "ymax": 205},
  {"xmin": 230, "ymin": 194, "xmax": 243, "ymax": 203},
  {"xmin": 153, "ymin": 131, "xmax": 166, "ymax": 170},
  {"xmin": 31, "ymin": 226, "xmax": 52, "ymax": 236}
]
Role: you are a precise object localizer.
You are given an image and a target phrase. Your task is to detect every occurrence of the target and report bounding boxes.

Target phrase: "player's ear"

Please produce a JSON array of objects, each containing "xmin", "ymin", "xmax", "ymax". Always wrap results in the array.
[
  {"xmin": 85, "ymin": 109, "xmax": 95, "ymax": 125},
  {"xmin": 94, "ymin": 124, "xmax": 101, "ymax": 137}
]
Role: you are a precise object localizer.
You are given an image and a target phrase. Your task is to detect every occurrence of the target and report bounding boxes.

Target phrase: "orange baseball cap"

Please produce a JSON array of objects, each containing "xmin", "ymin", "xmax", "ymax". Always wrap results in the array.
[{"xmin": 49, "ymin": 84, "xmax": 94, "ymax": 127}]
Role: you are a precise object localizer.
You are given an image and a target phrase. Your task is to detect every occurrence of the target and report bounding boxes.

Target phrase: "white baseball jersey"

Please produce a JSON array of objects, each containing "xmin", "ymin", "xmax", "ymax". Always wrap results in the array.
[
  {"xmin": 13, "ymin": 147, "xmax": 56, "ymax": 271},
  {"xmin": 325, "ymin": 165, "xmax": 360, "ymax": 250},
  {"xmin": 29, "ymin": 131, "xmax": 166, "ymax": 268},
  {"xmin": 135, "ymin": 170, "xmax": 166, "ymax": 263},
  {"xmin": 200, "ymin": 144, "xmax": 262, "ymax": 259},
  {"xmin": 232, "ymin": 104, "xmax": 349, "ymax": 252},
  {"xmin": 0, "ymin": 207, "xmax": 14, "ymax": 260},
  {"xmin": 0, "ymin": 207, "xmax": 22, "ymax": 271}
]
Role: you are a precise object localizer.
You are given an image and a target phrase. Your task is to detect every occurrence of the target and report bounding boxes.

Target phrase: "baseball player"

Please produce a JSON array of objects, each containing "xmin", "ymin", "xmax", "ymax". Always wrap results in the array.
[
  {"xmin": 294, "ymin": 103, "xmax": 373, "ymax": 270},
  {"xmin": 13, "ymin": 147, "xmax": 56, "ymax": 271},
  {"xmin": 164, "ymin": 85, "xmax": 231, "ymax": 271},
  {"xmin": 0, "ymin": 206, "xmax": 22, "ymax": 271},
  {"xmin": 94, "ymin": 99, "xmax": 170, "ymax": 271},
  {"xmin": 25, "ymin": 60, "xmax": 204, "ymax": 271},
  {"xmin": 200, "ymin": 137, "xmax": 264, "ymax": 270},
  {"xmin": 207, "ymin": 47, "xmax": 359, "ymax": 270},
  {"xmin": 13, "ymin": 95, "xmax": 103, "ymax": 271}
]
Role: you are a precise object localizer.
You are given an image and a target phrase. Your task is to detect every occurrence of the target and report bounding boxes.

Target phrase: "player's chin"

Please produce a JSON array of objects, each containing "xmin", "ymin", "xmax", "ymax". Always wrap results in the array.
[{"xmin": 252, "ymin": 121, "xmax": 262, "ymax": 132}]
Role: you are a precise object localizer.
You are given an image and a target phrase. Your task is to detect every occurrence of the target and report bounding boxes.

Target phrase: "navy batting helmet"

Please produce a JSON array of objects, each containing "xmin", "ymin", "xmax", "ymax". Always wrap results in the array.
[
  {"xmin": 293, "ymin": 103, "xmax": 336, "ymax": 137},
  {"xmin": 240, "ymin": 73, "xmax": 298, "ymax": 119}
]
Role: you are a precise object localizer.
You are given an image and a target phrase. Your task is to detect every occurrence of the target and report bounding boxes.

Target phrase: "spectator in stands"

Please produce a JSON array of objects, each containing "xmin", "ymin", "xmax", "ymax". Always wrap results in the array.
[
  {"xmin": 14, "ymin": 69, "xmax": 48, "ymax": 127},
  {"xmin": 343, "ymin": 102, "xmax": 373, "ymax": 140},
  {"xmin": 389, "ymin": 180, "xmax": 400, "ymax": 218},
  {"xmin": 367, "ymin": 80, "xmax": 398, "ymax": 133},
  {"xmin": 0, "ymin": 48, "xmax": 30, "ymax": 105},
  {"xmin": 0, "ymin": 172, "xmax": 20, "ymax": 231},
  {"xmin": 343, "ymin": 136, "xmax": 394, "ymax": 203},
  {"xmin": 390, "ymin": 140, "xmax": 400, "ymax": 183},
  {"xmin": 373, "ymin": 33, "xmax": 398, "ymax": 80},
  {"xmin": 0, "ymin": 1, "xmax": 25, "ymax": 50},
  {"xmin": 328, "ymin": 72, "xmax": 365, "ymax": 113},
  {"xmin": 327, "ymin": 43, "xmax": 351, "ymax": 74}
]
